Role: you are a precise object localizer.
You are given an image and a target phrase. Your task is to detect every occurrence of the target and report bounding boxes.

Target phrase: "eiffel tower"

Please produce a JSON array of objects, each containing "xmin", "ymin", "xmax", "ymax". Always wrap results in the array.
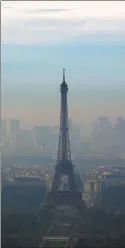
[
  {"xmin": 37, "ymin": 69, "xmax": 86, "ymax": 235},
  {"xmin": 51, "ymin": 68, "xmax": 77, "ymax": 194}
]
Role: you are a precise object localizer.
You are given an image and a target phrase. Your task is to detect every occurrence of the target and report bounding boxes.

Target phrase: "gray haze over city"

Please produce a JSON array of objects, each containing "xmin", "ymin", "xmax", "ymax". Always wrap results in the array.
[
  {"xmin": 1, "ymin": 2, "xmax": 125, "ymax": 248},
  {"xmin": 1, "ymin": 1, "xmax": 125, "ymax": 159}
]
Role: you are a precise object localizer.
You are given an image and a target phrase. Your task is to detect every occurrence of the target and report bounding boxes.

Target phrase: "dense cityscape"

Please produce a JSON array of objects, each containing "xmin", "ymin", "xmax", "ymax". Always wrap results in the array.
[
  {"xmin": 1, "ymin": 116, "xmax": 125, "ymax": 158},
  {"xmin": 2, "ymin": 95, "xmax": 125, "ymax": 248},
  {"xmin": 1, "ymin": 115, "xmax": 125, "ymax": 247},
  {"xmin": 1, "ymin": 1, "xmax": 125, "ymax": 248}
]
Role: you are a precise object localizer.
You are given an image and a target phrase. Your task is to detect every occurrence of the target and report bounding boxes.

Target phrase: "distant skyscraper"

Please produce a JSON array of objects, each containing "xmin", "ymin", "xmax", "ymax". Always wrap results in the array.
[
  {"xmin": 115, "ymin": 116, "xmax": 125, "ymax": 148},
  {"xmin": 92, "ymin": 117, "xmax": 112, "ymax": 153},
  {"xmin": 33, "ymin": 126, "xmax": 43, "ymax": 149},
  {"xmin": 97, "ymin": 117, "xmax": 112, "ymax": 134},
  {"xmin": 33, "ymin": 125, "xmax": 52, "ymax": 149},
  {"xmin": 115, "ymin": 116, "xmax": 125, "ymax": 129},
  {"xmin": 9, "ymin": 119, "xmax": 20, "ymax": 135},
  {"xmin": 0, "ymin": 119, "xmax": 6, "ymax": 137}
]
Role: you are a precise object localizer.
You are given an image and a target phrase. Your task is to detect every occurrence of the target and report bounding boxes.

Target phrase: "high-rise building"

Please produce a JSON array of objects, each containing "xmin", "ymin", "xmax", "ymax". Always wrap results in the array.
[
  {"xmin": 115, "ymin": 116, "xmax": 125, "ymax": 148},
  {"xmin": 91, "ymin": 117, "xmax": 112, "ymax": 153},
  {"xmin": 33, "ymin": 125, "xmax": 52, "ymax": 150},
  {"xmin": 97, "ymin": 117, "xmax": 112, "ymax": 134},
  {"xmin": 0, "ymin": 119, "xmax": 6, "ymax": 137},
  {"xmin": 9, "ymin": 119, "xmax": 20, "ymax": 135}
]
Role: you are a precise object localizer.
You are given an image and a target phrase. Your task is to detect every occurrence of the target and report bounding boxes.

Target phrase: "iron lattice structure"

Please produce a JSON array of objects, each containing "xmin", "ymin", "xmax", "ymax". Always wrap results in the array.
[
  {"xmin": 57, "ymin": 68, "xmax": 71, "ymax": 163},
  {"xmin": 37, "ymin": 70, "xmax": 86, "ymax": 243},
  {"xmin": 51, "ymin": 69, "xmax": 77, "ymax": 193}
]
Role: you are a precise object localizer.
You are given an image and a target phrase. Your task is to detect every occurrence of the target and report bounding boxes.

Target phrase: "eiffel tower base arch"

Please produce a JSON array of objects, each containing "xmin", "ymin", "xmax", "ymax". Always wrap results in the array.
[{"xmin": 37, "ymin": 190, "xmax": 87, "ymax": 235}]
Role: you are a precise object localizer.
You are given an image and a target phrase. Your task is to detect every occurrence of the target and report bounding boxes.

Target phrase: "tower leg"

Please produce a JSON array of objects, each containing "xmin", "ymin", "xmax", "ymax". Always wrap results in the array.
[
  {"xmin": 68, "ymin": 170, "xmax": 77, "ymax": 192},
  {"xmin": 51, "ymin": 170, "xmax": 62, "ymax": 193}
]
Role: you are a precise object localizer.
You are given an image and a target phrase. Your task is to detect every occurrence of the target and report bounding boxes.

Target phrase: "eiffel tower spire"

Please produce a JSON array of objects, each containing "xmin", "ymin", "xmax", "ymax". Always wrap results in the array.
[
  {"xmin": 50, "ymin": 69, "xmax": 77, "ymax": 193},
  {"xmin": 57, "ymin": 68, "xmax": 71, "ymax": 164},
  {"xmin": 63, "ymin": 68, "xmax": 65, "ymax": 82}
]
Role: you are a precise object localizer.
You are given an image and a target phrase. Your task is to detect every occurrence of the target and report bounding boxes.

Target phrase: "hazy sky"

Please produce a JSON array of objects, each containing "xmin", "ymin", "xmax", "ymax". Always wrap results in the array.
[{"xmin": 1, "ymin": 1, "xmax": 125, "ymax": 127}]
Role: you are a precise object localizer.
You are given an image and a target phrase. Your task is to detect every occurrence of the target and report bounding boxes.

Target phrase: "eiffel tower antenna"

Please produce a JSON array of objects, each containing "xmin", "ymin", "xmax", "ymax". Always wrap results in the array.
[{"xmin": 63, "ymin": 68, "xmax": 65, "ymax": 82}]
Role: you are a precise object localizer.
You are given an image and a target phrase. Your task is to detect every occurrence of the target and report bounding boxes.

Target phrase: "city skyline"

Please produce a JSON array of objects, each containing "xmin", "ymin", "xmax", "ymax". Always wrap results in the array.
[
  {"xmin": 1, "ymin": 115, "xmax": 125, "ymax": 128},
  {"xmin": 1, "ymin": 1, "xmax": 125, "ymax": 126}
]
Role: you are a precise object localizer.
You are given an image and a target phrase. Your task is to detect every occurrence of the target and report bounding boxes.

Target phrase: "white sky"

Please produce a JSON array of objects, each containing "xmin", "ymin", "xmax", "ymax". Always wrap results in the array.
[{"xmin": 1, "ymin": 1, "xmax": 125, "ymax": 44}]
